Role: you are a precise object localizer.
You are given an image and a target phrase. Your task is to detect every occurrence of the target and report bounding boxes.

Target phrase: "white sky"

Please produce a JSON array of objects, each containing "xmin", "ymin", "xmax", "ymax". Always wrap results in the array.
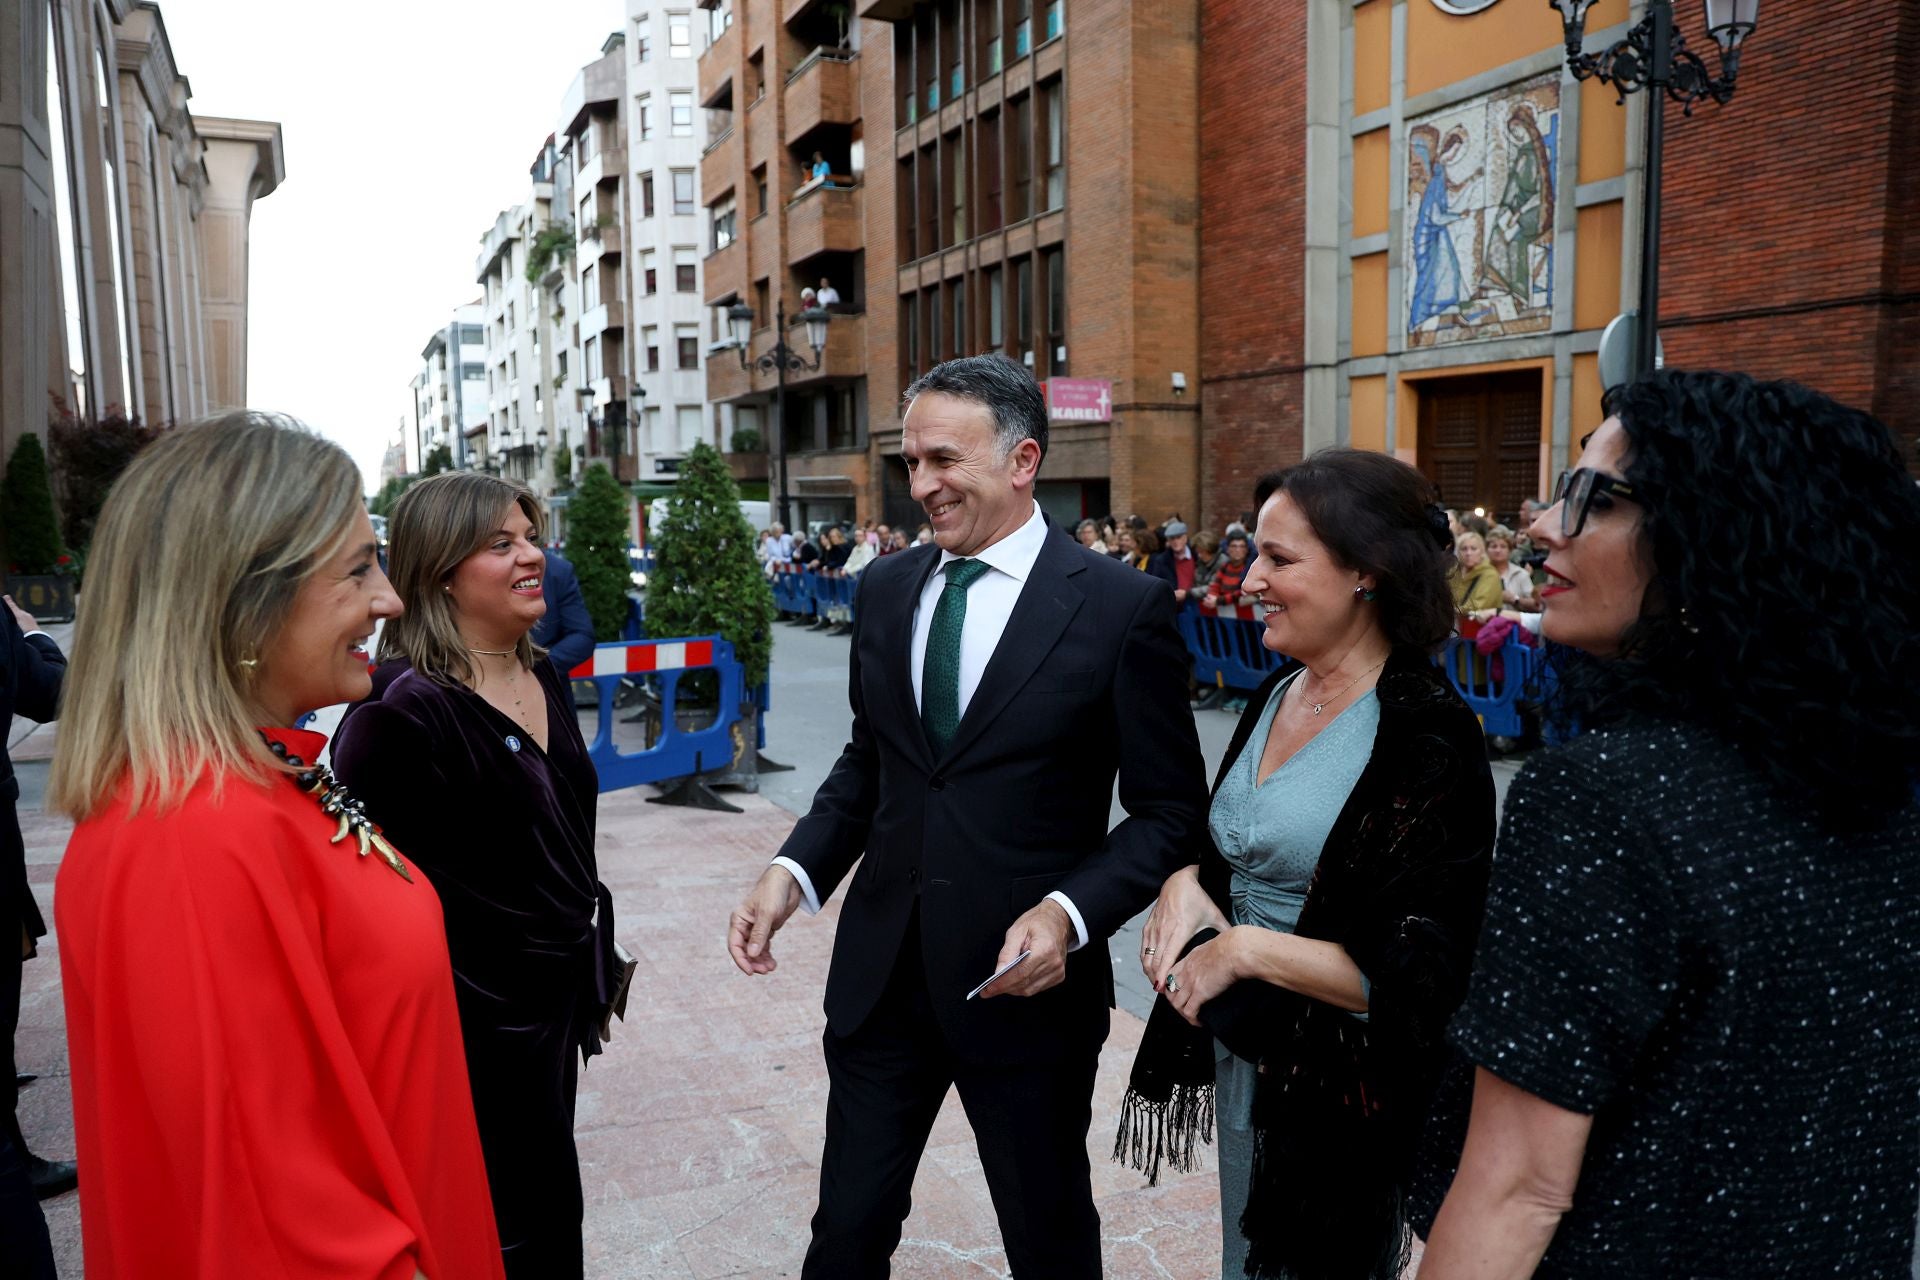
[{"xmin": 157, "ymin": 0, "xmax": 629, "ymax": 493}]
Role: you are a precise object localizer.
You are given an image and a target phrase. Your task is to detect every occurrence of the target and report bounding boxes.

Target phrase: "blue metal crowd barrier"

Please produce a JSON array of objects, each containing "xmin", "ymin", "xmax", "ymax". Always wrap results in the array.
[
  {"xmin": 1436, "ymin": 633, "xmax": 1531, "ymax": 738},
  {"xmin": 1171, "ymin": 603, "xmax": 1539, "ymax": 741},
  {"xmin": 770, "ymin": 564, "xmax": 859, "ymax": 625},
  {"xmin": 1178, "ymin": 602, "xmax": 1288, "ymax": 693},
  {"xmin": 567, "ymin": 636, "xmax": 745, "ymax": 793}
]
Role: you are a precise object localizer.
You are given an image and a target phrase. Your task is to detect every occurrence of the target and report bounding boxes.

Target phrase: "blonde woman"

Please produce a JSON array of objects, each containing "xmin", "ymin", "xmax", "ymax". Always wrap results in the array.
[
  {"xmin": 1450, "ymin": 530, "xmax": 1504, "ymax": 619},
  {"xmin": 332, "ymin": 472, "xmax": 609, "ymax": 1280},
  {"xmin": 51, "ymin": 413, "xmax": 503, "ymax": 1279}
]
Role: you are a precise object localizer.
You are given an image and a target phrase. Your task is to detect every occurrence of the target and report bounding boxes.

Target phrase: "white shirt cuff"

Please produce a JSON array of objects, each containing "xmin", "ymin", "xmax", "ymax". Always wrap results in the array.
[
  {"xmin": 22, "ymin": 631, "xmax": 48, "ymax": 641},
  {"xmin": 1045, "ymin": 890, "xmax": 1089, "ymax": 952},
  {"xmin": 771, "ymin": 857, "xmax": 822, "ymax": 915}
]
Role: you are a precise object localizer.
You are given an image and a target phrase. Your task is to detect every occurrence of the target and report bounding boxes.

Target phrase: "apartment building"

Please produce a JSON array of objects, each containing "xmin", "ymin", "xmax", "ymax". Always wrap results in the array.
[
  {"xmin": 696, "ymin": 0, "xmax": 876, "ymax": 529},
  {"xmin": 625, "ymin": 1, "xmax": 720, "ymax": 489},
  {"xmin": 0, "ymin": 0, "xmax": 282, "ymax": 489},
  {"xmin": 475, "ymin": 132, "xmax": 586, "ymax": 499},
  {"xmin": 694, "ymin": 0, "xmax": 1204, "ymax": 531},
  {"xmin": 407, "ymin": 304, "xmax": 485, "ymax": 473},
  {"xmin": 554, "ymin": 36, "xmax": 638, "ymax": 490},
  {"xmin": 869, "ymin": 0, "xmax": 1204, "ymax": 529}
]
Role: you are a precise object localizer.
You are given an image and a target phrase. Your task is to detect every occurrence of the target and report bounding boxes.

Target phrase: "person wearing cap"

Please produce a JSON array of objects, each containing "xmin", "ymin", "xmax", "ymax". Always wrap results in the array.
[{"xmin": 1148, "ymin": 520, "xmax": 1198, "ymax": 605}]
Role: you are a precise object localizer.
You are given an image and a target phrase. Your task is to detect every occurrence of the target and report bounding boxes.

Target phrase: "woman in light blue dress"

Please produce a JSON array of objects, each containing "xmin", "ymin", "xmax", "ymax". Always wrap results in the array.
[{"xmin": 1120, "ymin": 449, "xmax": 1497, "ymax": 1279}]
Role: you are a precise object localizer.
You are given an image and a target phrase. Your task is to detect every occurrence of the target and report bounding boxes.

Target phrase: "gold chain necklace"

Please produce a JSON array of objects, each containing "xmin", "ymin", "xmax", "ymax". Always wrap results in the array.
[
  {"xmin": 263, "ymin": 735, "xmax": 413, "ymax": 882},
  {"xmin": 1302, "ymin": 657, "xmax": 1387, "ymax": 716}
]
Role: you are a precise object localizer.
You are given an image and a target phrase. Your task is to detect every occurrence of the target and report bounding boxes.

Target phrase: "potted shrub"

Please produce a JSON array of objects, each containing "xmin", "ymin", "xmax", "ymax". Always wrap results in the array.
[
  {"xmin": 644, "ymin": 440, "xmax": 777, "ymax": 793},
  {"xmin": 2, "ymin": 433, "xmax": 75, "ymax": 621}
]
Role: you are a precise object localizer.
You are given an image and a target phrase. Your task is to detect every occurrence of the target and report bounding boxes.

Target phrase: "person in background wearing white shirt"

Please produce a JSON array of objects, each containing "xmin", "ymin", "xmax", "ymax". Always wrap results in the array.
[
  {"xmin": 726, "ymin": 354, "xmax": 1208, "ymax": 1280},
  {"xmin": 1487, "ymin": 525, "xmax": 1538, "ymax": 612},
  {"xmin": 815, "ymin": 278, "xmax": 841, "ymax": 309}
]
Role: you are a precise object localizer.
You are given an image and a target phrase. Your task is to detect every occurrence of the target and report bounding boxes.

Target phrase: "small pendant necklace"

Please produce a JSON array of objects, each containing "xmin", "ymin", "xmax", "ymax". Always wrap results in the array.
[
  {"xmin": 1304, "ymin": 657, "xmax": 1387, "ymax": 716},
  {"xmin": 262, "ymin": 735, "xmax": 413, "ymax": 882},
  {"xmin": 472, "ymin": 650, "xmax": 533, "ymax": 733}
]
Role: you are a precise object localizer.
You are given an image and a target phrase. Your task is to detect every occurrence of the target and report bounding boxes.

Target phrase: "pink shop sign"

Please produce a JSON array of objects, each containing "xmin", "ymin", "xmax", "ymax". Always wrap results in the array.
[{"xmin": 1044, "ymin": 378, "xmax": 1112, "ymax": 424}]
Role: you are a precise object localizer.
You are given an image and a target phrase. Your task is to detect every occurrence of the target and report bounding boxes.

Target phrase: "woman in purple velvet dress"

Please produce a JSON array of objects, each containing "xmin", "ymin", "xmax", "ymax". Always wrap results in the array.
[{"xmin": 334, "ymin": 471, "xmax": 612, "ymax": 1280}]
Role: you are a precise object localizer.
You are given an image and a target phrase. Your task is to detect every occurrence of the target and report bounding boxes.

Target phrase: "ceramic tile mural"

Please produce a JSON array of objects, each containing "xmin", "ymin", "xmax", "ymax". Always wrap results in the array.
[{"xmin": 1405, "ymin": 71, "xmax": 1560, "ymax": 348}]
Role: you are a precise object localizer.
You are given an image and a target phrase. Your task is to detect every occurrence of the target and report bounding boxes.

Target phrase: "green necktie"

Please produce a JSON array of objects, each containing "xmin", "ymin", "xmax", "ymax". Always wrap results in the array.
[{"xmin": 921, "ymin": 557, "xmax": 991, "ymax": 755}]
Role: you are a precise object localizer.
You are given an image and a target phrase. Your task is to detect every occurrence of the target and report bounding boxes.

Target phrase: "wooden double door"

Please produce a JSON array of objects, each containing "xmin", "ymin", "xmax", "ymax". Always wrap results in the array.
[{"xmin": 1415, "ymin": 371, "xmax": 1544, "ymax": 521}]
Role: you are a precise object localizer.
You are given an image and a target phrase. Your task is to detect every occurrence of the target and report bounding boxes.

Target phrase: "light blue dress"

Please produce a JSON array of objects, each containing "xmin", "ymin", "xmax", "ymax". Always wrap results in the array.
[{"xmin": 1208, "ymin": 668, "xmax": 1378, "ymax": 1276}]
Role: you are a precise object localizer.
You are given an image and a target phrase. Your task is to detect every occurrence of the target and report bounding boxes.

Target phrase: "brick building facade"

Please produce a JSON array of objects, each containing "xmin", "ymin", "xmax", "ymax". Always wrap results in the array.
[
  {"xmin": 698, "ymin": 0, "xmax": 884, "ymax": 532},
  {"xmin": 1651, "ymin": 0, "xmax": 1919, "ymax": 460},
  {"xmin": 1196, "ymin": 0, "xmax": 1310, "ymax": 531},
  {"xmin": 1194, "ymin": 0, "xmax": 1919, "ymax": 532},
  {"xmin": 699, "ymin": 0, "xmax": 1208, "ymax": 534}
]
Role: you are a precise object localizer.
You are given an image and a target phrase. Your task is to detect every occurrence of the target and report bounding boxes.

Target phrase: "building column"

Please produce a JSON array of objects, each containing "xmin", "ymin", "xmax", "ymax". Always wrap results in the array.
[{"xmin": 194, "ymin": 116, "xmax": 282, "ymax": 411}]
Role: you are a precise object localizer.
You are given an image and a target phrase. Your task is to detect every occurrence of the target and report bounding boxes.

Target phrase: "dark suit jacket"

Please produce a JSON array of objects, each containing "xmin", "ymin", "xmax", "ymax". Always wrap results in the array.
[
  {"xmin": 3, "ymin": 614, "xmax": 64, "ymax": 940},
  {"xmin": 531, "ymin": 549, "xmax": 595, "ymax": 676},
  {"xmin": 776, "ymin": 528, "xmax": 1210, "ymax": 1063},
  {"xmin": 1145, "ymin": 548, "xmax": 1196, "ymax": 593}
]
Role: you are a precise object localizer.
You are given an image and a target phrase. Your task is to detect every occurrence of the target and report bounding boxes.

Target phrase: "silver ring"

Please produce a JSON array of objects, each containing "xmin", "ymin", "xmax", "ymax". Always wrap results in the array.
[{"xmin": 1166, "ymin": 974, "xmax": 1181, "ymax": 994}]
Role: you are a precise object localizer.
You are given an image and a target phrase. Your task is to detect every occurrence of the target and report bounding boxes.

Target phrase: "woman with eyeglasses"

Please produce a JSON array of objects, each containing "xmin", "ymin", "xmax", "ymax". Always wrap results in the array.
[{"xmin": 1420, "ymin": 370, "xmax": 1920, "ymax": 1279}]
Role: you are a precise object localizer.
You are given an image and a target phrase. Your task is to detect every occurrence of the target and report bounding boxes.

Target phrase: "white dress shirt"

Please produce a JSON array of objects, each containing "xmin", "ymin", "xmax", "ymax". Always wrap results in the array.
[{"xmin": 774, "ymin": 501, "xmax": 1090, "ymax": 950}]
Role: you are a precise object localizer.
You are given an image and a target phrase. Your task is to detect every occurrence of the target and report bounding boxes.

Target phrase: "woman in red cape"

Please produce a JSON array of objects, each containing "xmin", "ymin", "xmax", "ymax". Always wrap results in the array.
[{"xmin": 48, "ymin": 413, "xmax": 503, "ymax": 1279}]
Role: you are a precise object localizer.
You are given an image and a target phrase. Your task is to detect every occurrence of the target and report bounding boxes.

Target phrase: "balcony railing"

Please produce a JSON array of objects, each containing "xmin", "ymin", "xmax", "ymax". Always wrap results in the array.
[
  {"xmin": 785, "ymin": 181, "xmax": 862, "ymax": 265},
  {"xmin": 784, "ymin": 49, "xmax": 859, "ymax": 147}
]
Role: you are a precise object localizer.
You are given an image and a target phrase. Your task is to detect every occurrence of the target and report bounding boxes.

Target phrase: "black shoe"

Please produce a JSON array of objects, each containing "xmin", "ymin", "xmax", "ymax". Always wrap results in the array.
[
  {"xmin": 27, "ymin": 1155, "xmax": 77, "ymax": 1200},
  {"xmin": 14, "ymin": 1072, "xmax": 35, "ymax": 1088}
]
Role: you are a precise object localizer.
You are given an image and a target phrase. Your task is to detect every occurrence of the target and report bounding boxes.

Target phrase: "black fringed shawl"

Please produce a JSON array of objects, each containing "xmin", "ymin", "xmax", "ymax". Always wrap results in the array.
[{"xmin": 1115, "ymin": 648, "xmax": 1496, "ymax": 1280}]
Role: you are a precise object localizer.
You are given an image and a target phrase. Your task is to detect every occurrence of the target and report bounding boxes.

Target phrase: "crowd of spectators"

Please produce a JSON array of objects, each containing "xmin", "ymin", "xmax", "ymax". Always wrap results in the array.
[{"xmin": 750, "ymin": 500, "xmax": 1551, "ymax": 662}]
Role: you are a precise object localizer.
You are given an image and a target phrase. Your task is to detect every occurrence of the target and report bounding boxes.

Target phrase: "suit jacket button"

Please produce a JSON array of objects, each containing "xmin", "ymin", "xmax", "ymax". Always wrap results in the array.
[
  {"xmin": 928, "ymin": 776, "xmax": 945, "ymax": 792},
  {"xmin": 908, "ymin": 867, "xmax": 920, "ymax": 882}
]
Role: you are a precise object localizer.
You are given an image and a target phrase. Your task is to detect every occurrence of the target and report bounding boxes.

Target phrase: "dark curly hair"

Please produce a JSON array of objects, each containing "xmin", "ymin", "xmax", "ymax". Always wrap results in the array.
[
  {"xmin": 1270, "ymin": 448, "xmax": 1458, "ymax": 653},
  {"xmin": 1553, "ymin": 368, "xmax": 1920, "ymax": 829}
]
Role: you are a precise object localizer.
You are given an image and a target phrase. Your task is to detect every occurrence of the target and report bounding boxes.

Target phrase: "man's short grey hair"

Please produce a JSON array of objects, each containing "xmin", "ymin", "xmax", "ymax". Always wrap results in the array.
[{"xmin": 903, "ymin": 354, "xmax": 1049, "ymax": 464}]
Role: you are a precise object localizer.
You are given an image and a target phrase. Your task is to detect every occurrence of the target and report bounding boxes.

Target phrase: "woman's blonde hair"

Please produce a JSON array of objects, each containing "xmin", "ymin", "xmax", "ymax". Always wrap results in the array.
[
  {"xmin": 376, "ymin": 471, "xmax": 546, "ymax": 686},
  {"xmin": 47, "ymin": 412, "xmax": 366, "ymax": 820}
]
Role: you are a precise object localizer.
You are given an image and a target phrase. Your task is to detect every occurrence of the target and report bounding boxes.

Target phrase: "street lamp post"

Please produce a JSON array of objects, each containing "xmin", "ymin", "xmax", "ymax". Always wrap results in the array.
[
  {"xmin": 1551, "ymin": 0, "xmax": 1759, "ymax": 381},
  {"xmin": 727, "ymin": 299, "xmax": 830, "ymax": 532}
]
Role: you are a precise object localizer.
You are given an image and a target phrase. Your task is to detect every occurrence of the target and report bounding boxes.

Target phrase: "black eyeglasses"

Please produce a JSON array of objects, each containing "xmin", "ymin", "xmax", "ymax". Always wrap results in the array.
[{"xmin": 1549, "ymin": 468, "xmax": 1639, "ymax": 537}]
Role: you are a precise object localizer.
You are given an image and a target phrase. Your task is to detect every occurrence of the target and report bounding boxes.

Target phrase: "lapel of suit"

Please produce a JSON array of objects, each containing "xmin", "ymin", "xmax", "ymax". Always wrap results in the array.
[
  {"xmin": 881, "ymin": 545, "xmax": 942, "ymax": 768},
  {"xmin": 937, "ymin": 528, "xmax": 1085, "ymax": 766}
]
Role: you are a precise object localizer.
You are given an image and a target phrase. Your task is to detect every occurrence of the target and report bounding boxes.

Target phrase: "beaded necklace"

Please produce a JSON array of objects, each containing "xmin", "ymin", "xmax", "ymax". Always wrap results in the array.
[{"xmin": 262, "ymin": 735, "xmax": 413, "ymax": 882}]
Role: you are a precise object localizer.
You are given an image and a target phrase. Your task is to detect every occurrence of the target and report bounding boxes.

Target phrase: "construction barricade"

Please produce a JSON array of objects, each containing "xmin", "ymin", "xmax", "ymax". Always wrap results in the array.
[{"xmin": 568, "ymin": 636, "xmax": 746, "ymax": 799}]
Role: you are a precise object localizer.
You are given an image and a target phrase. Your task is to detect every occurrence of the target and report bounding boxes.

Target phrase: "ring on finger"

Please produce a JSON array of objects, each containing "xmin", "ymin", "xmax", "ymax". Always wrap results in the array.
[
  {"xmin": 1166, "ymin": 973, "xmax": 1181, "ymax": 994},
  {"xmin": 1142, "ymin": 946, "xmax": 1157, "ymax": 957}
]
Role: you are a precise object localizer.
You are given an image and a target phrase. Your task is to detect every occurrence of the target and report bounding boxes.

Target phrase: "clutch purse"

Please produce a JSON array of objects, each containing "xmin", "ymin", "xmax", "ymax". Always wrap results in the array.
[{"xmin": 599, "ymin": 941, "xmax": 639, "ymax": 1042}]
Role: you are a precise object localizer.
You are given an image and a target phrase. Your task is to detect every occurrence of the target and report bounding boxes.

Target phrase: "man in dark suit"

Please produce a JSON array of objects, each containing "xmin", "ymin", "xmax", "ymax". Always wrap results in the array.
[
  {"xmin": 530, "ymin": 546, "xmax": 596, "ymax": 677},
  {"xmin": 727, "ymin": 355, "xmax": 1209, "ymax": 1277},
  {"xmin": 1146, "ymin": 520, "xmax": 1197, "ymax": 606},
  {"xmin": 2, "ymin": 594, "xmax": 67, "ymax": 1275}
]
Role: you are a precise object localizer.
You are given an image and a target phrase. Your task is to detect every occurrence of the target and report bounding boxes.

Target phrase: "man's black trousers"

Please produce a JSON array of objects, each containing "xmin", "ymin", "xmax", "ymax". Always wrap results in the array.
[{"xmin": 801, "ymin": 913, "xmax": 1105, "ymax": 1279}]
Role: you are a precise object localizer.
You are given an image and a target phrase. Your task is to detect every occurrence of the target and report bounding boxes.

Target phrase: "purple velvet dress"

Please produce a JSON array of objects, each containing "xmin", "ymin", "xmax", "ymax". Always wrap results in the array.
[{"xmin": 333, "ymin": 657, "xmax": 607, "ymax": 1280}]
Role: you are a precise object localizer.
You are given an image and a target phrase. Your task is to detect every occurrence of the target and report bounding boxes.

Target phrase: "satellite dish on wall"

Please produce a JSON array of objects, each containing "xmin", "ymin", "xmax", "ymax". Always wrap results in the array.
[{"xmin": 1598, "ymin": 312, "xmax": 1665, "ymax": 392}]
